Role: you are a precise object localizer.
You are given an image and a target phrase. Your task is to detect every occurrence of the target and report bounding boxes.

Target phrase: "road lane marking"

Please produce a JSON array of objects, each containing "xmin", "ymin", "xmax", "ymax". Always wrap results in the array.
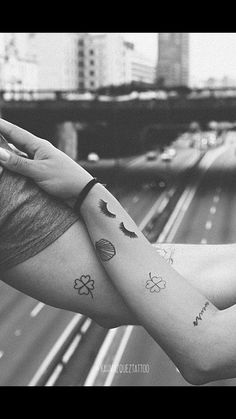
[
  {"xmin": 104, "ymin": 326, "xmax": 134, "ymax": 386},
  {"xmin": 62, "ymin": 334, "xmax": 82, "ymax": 365},
  {"xmin": 28, "ymin": 313, "xmax": 82, "ymax": 386},
  {"xmin": 205, "ymin": 221, "xmax": 212, "ymax": 230},
  {"xmin": 213, "ymin": 195, "xmax": 220, "ymax": 204},
  {"xmin": 138, "ymin": 192, "xmax": 171, "ymax": 232},
  {"xmin": 84, "ymin": 328, "xmax": 118, "ymax": 386},
  {"xmin": 132, "ymin": 196, "xmax": 139, "ymax": 204},
  {"xmin": 0, "ymin": 351, "xmax": 4, "ymax": 359},
  {"xmin": 80, "ymin": 318, "xmax": 92, "ymax": 334},
  {"xmin": 210, "ymin": 206, "xmax": 216, "ymax": 215},
  {"xmin": 45, "ymin": 364, "xmax": 63, "ymax": 386},
  {"xmin": 30, "ymin": 302, "xmax": 45, "ymax": 318},
  {"xmin": 157, "ymin": 196, "xmax": 169, "ymax": 214},
  {"xmin": 159, "ymin": 184, "xmax": 199, "ymax": 244}
]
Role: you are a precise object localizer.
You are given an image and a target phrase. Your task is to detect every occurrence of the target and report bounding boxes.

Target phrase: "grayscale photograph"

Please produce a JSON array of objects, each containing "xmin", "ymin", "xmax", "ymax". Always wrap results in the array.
[{"xmin": 0, "ymin": 32, "xmax": 236, "ymax": 387}]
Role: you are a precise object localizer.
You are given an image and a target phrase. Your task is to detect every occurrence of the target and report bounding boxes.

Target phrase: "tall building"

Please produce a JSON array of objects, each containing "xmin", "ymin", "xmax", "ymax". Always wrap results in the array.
[
  {"xmin": 157, "ymin": 33, "xmax": 189, "ymax": 87},
  {"xmin": 0, "ymin": 33, "xmax": 38, "ymax": 91},
  {"xmin": 80, "ymin": 33, "xmax": 156, "ymax": 89},
  {"xmin": 35, "ymin": 33, "xmax": 79, "ymax": 90},
  {"xmin": 130, "ymin": 49, "xmax": 156, "ymax": 84}
]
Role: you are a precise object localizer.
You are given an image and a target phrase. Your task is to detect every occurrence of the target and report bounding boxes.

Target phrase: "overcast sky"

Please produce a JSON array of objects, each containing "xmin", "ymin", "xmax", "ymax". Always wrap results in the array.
[{"xmin": 122, "ymin": 33, "xmax": 236, "ymax": 84}]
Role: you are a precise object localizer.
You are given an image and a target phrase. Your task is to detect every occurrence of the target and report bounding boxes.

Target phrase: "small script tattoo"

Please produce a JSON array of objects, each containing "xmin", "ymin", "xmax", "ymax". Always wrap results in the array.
[
  {"xmin": 155, "ymin": 245, "xmax": 175, "ymax": 265},
  {"xmin": 74, "ymin": 275, "xmax": 94, "ymax": 299},
  {"xmin": 119, "ymin": 222, "xmax": 138, "ymax": 239},
  {"xmin": 145, "ymin": 272, "xmax": 166, "ymax": 294},
  {"xmin": 95, "ymin": 238, "xmax": 116, "ymax": 262},
  {"xmin": 99, "ymin": 199, "xmax": 116, "ymax": 218},
  {"xmin": 193, "ymin": 302, "xmax": 210, "ymax": 327}
]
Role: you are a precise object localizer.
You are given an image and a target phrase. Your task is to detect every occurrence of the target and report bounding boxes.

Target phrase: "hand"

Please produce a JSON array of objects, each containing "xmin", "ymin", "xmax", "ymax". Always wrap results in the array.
[{"xmin": 0, "ymin": 119, "xmax": 93, "ymax": 200}]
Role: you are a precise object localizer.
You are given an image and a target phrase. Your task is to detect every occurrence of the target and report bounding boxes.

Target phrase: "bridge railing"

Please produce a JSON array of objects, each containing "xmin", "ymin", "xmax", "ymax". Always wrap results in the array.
[
  {"xmin": 0, "ymin": 90, "xmax": 98, "ymax": 102},
  {"xmin": 2, "ymin": 87, "xmax": 236, "ymax": 103}
]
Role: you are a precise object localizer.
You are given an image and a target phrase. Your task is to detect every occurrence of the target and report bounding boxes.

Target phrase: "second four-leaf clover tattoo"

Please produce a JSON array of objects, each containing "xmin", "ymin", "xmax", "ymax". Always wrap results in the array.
[{"xmin": 145, "ymin": 272, "xmax": 166, "ymax": 294}]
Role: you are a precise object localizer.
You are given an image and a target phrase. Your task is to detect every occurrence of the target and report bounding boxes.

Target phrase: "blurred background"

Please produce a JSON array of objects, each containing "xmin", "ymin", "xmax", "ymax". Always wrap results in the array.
[{"xmin": 0, "ymin": 32, "xmax": 236, "ymax": 386}]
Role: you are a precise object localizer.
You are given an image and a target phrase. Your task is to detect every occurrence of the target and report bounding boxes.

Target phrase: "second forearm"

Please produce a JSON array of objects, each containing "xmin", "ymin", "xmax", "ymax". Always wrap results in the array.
[
  {"xmin": 80, "ymin": 183, "xmax": 218, "ymax": 381},
  {"xmin": 154, "ymin": 243, "xmax": 236, "ymax": 310}
]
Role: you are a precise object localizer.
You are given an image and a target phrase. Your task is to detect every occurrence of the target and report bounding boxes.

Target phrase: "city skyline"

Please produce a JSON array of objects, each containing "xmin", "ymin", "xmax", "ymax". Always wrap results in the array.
[{"xmin": 123, "ymin": 33, "xmax": 236, "ymax": 85}]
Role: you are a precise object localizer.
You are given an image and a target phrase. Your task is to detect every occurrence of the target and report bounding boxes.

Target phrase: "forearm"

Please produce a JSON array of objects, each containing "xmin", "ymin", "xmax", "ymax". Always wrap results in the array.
[
  {"xmin": 80, "ymin": 183, "xmax": 219, "ymax": 383},
  {"xmin": 153, "ymin": 243, "xmax": 236, "ymax": 309}
]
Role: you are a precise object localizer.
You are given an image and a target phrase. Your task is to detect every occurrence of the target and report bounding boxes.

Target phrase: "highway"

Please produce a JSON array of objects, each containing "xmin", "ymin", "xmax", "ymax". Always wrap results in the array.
[
  {"xmin": 83, "ymin": 132, "xmax": 236, "ymax": 387},
  {"xmin": 0, "ymin": 139, "xmax": 202, "ymax": 386}
]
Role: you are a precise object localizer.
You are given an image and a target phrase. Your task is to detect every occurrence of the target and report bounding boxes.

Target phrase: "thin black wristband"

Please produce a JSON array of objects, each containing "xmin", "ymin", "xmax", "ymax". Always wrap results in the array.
[{"xmin": 74, "ymin": 178, "xmax": 99, "ymax": 213}]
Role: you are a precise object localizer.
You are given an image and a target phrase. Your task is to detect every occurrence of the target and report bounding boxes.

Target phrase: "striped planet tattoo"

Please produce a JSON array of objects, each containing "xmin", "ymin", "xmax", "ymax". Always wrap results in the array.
[{"xmin": 95, "ymin": 238, "xmax": 116, "ymax": 262}]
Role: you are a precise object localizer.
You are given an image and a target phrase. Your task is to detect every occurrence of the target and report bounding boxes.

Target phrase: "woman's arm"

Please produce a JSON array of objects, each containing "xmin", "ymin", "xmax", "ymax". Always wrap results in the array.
[
  {"xmin": 80, "ymin": 183, "xmax": 236, "ymax": 385},
  {"xmin": 1, "ymin": 217, "xmax": 137, "ymax": 329},
  {"xmin": 154, "ymin": 243, "xmax": 236, "ymax": 310},
  {"xmin": 79, "ymin": 182, "xmax": 221, "ymax": 384}
]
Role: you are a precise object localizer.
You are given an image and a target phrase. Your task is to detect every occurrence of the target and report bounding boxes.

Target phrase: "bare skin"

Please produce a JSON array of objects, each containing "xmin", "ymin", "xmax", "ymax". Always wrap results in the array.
[{"xmin": 1, "ymin": 119, "xmax": 236, "ymax": 384}]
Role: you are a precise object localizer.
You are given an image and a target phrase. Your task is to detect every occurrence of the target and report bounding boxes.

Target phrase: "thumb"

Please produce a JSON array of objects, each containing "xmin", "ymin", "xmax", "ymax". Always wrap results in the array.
[{"xmin": 0, "ymin": 147, "xmax": 36, "ymax": 178}]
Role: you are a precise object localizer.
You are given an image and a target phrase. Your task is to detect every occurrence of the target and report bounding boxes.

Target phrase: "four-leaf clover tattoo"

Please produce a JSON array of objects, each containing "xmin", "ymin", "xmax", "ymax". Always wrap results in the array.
[
  {"xmin": 74, "ymin": 275, "xmax": 95, "ymax": 299},
  {"xmin": 145, "ymin": 272, "xmax": 166, "ymax": 293}
]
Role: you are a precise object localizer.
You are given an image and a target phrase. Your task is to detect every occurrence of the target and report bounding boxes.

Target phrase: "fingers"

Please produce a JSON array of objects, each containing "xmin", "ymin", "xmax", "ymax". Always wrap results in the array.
[
  {"xmin": 0, "ymin": 118, "xmax": 42, "ymax": 156},
  {"xmin": 0, "ymin": 147, "xmax": 39, "ymax": 178}
]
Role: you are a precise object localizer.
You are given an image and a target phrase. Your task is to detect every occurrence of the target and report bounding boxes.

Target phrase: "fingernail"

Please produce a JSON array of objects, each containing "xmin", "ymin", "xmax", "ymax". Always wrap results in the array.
[{"xmin": 0, "ymin": 148, "xmax": 10, "ymax": 162}]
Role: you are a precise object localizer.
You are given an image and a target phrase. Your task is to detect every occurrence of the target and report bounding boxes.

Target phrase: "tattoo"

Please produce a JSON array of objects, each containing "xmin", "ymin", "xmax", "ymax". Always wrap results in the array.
[
  {"xmin": 155, "ymin": 245, "xmax": 175, "ymax": 265},
  {"xmin": 119, "ymin": 222, "xmax": 138, "ymax": 239},
  {"xmin": 74, "ymin": 275, "xmax": 94, "ymax": 299},
  {"xmin": 193, "ymin": 302, "xmax": 210, "ymax": 327},
  {"xmin": 95, "ymin": 238, "xmax": 116, "ymax": 261},
  {"xmin": 99, "ymin": 199, "xmax": 116, "ymax": 218},
  {"xmin": 145, "ymin": 272, "xmax": 166, "ymax": 294}
]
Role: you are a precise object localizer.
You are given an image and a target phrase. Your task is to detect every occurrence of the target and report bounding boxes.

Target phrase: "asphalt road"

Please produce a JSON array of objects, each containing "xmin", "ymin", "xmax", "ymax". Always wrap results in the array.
[
  {"xmin": 0, "ymin": 142, "xmax": 203, "ymax": 386},
  {"xmin": 99, "ymin": 133, "xmax": 236, "ymax": 387}
]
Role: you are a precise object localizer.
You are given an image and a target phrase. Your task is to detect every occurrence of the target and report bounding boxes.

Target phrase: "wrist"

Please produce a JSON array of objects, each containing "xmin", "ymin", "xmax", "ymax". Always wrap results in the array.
[
  {"xmin": 69, "ymin": 171, "xmax": 94, "ymax": 201},
  {"xmin": 74, "ymin": 178, "xmax": 102, "ymax": 213}
]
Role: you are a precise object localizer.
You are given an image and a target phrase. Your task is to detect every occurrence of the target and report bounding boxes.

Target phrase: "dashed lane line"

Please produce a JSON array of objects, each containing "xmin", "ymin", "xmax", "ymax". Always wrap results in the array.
[
  {"xmin": 45, "ymin": 364, "xmax": 63, "ymax": 387},
  {"xmin": 62, "ymin": 334, "xmax": 82, "ymax": 365},
  {"xmin": 205, "ymin": 221, "xmax": 212, "ymax": 230},
  {"xmin": 132, "ymin": 196, "xmax": 139, "ymax": 204},
  {"xmin": 103, "ymin": 326, "xmax": 134, "ymax": 386},
  {"xmin": 28, "ymin": 313, "xmax": 83, "ymax": 386},
  {"xmin": 210, "ymin": 206, "xmax": 216, "ymax": 215},
  {"xmin": 30, "ymin": 302, "xmax": 45, "ymax": 318},
  {"xmin": 213, "ymin": 196, "xmax": 220, "ymax": 204}
]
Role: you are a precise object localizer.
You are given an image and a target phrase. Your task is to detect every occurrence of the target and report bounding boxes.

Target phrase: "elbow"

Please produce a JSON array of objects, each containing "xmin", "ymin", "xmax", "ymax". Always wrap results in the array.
[
  {"xmin": 178, "ymin": 346, "xmax": 221, "ymax": 386},
  {"xmin": 180, "ymin": 364, "xmax": 213, "ymax": 386}
]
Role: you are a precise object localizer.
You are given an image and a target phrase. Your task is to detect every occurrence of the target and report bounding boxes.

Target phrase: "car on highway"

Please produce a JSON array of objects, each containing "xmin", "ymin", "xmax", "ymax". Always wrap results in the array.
[
  {"xmin": 167, "ymin": 147, "xmax": 177, "ymax": 158},
  {"xmin": 160, "ymin": 151, "xmax": 172, "ymax": 162},
  {"xmin": 87, "ymin": 152, "xmax": 100, "ymax": 162},
  {"xmin": 160, "ymin": 147, "xmax": 176, "ymax": 161},
  {"xmin": 146, "ymin": 151, "xmax": 158, "ymax": 161}
]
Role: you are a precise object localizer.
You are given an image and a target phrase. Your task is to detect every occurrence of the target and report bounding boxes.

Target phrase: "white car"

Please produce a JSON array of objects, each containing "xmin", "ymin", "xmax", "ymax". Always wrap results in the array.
[
  {"xmin": 161, "ymin": 152, "xmax": 172, "ymax": 162},
  {"xmin": 87, "ymin": 152, "xmax": 99, "ymax": 162},
  {"xmin": 166, "ymin": 148, "xmax": 176, "ymax": 158}
]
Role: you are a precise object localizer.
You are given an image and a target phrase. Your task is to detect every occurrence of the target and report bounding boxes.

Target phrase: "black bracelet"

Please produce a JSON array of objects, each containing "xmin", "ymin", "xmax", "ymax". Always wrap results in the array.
[{"xmin": 74, "ymin": 178, "xmax": 99, "ymax": 213}]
